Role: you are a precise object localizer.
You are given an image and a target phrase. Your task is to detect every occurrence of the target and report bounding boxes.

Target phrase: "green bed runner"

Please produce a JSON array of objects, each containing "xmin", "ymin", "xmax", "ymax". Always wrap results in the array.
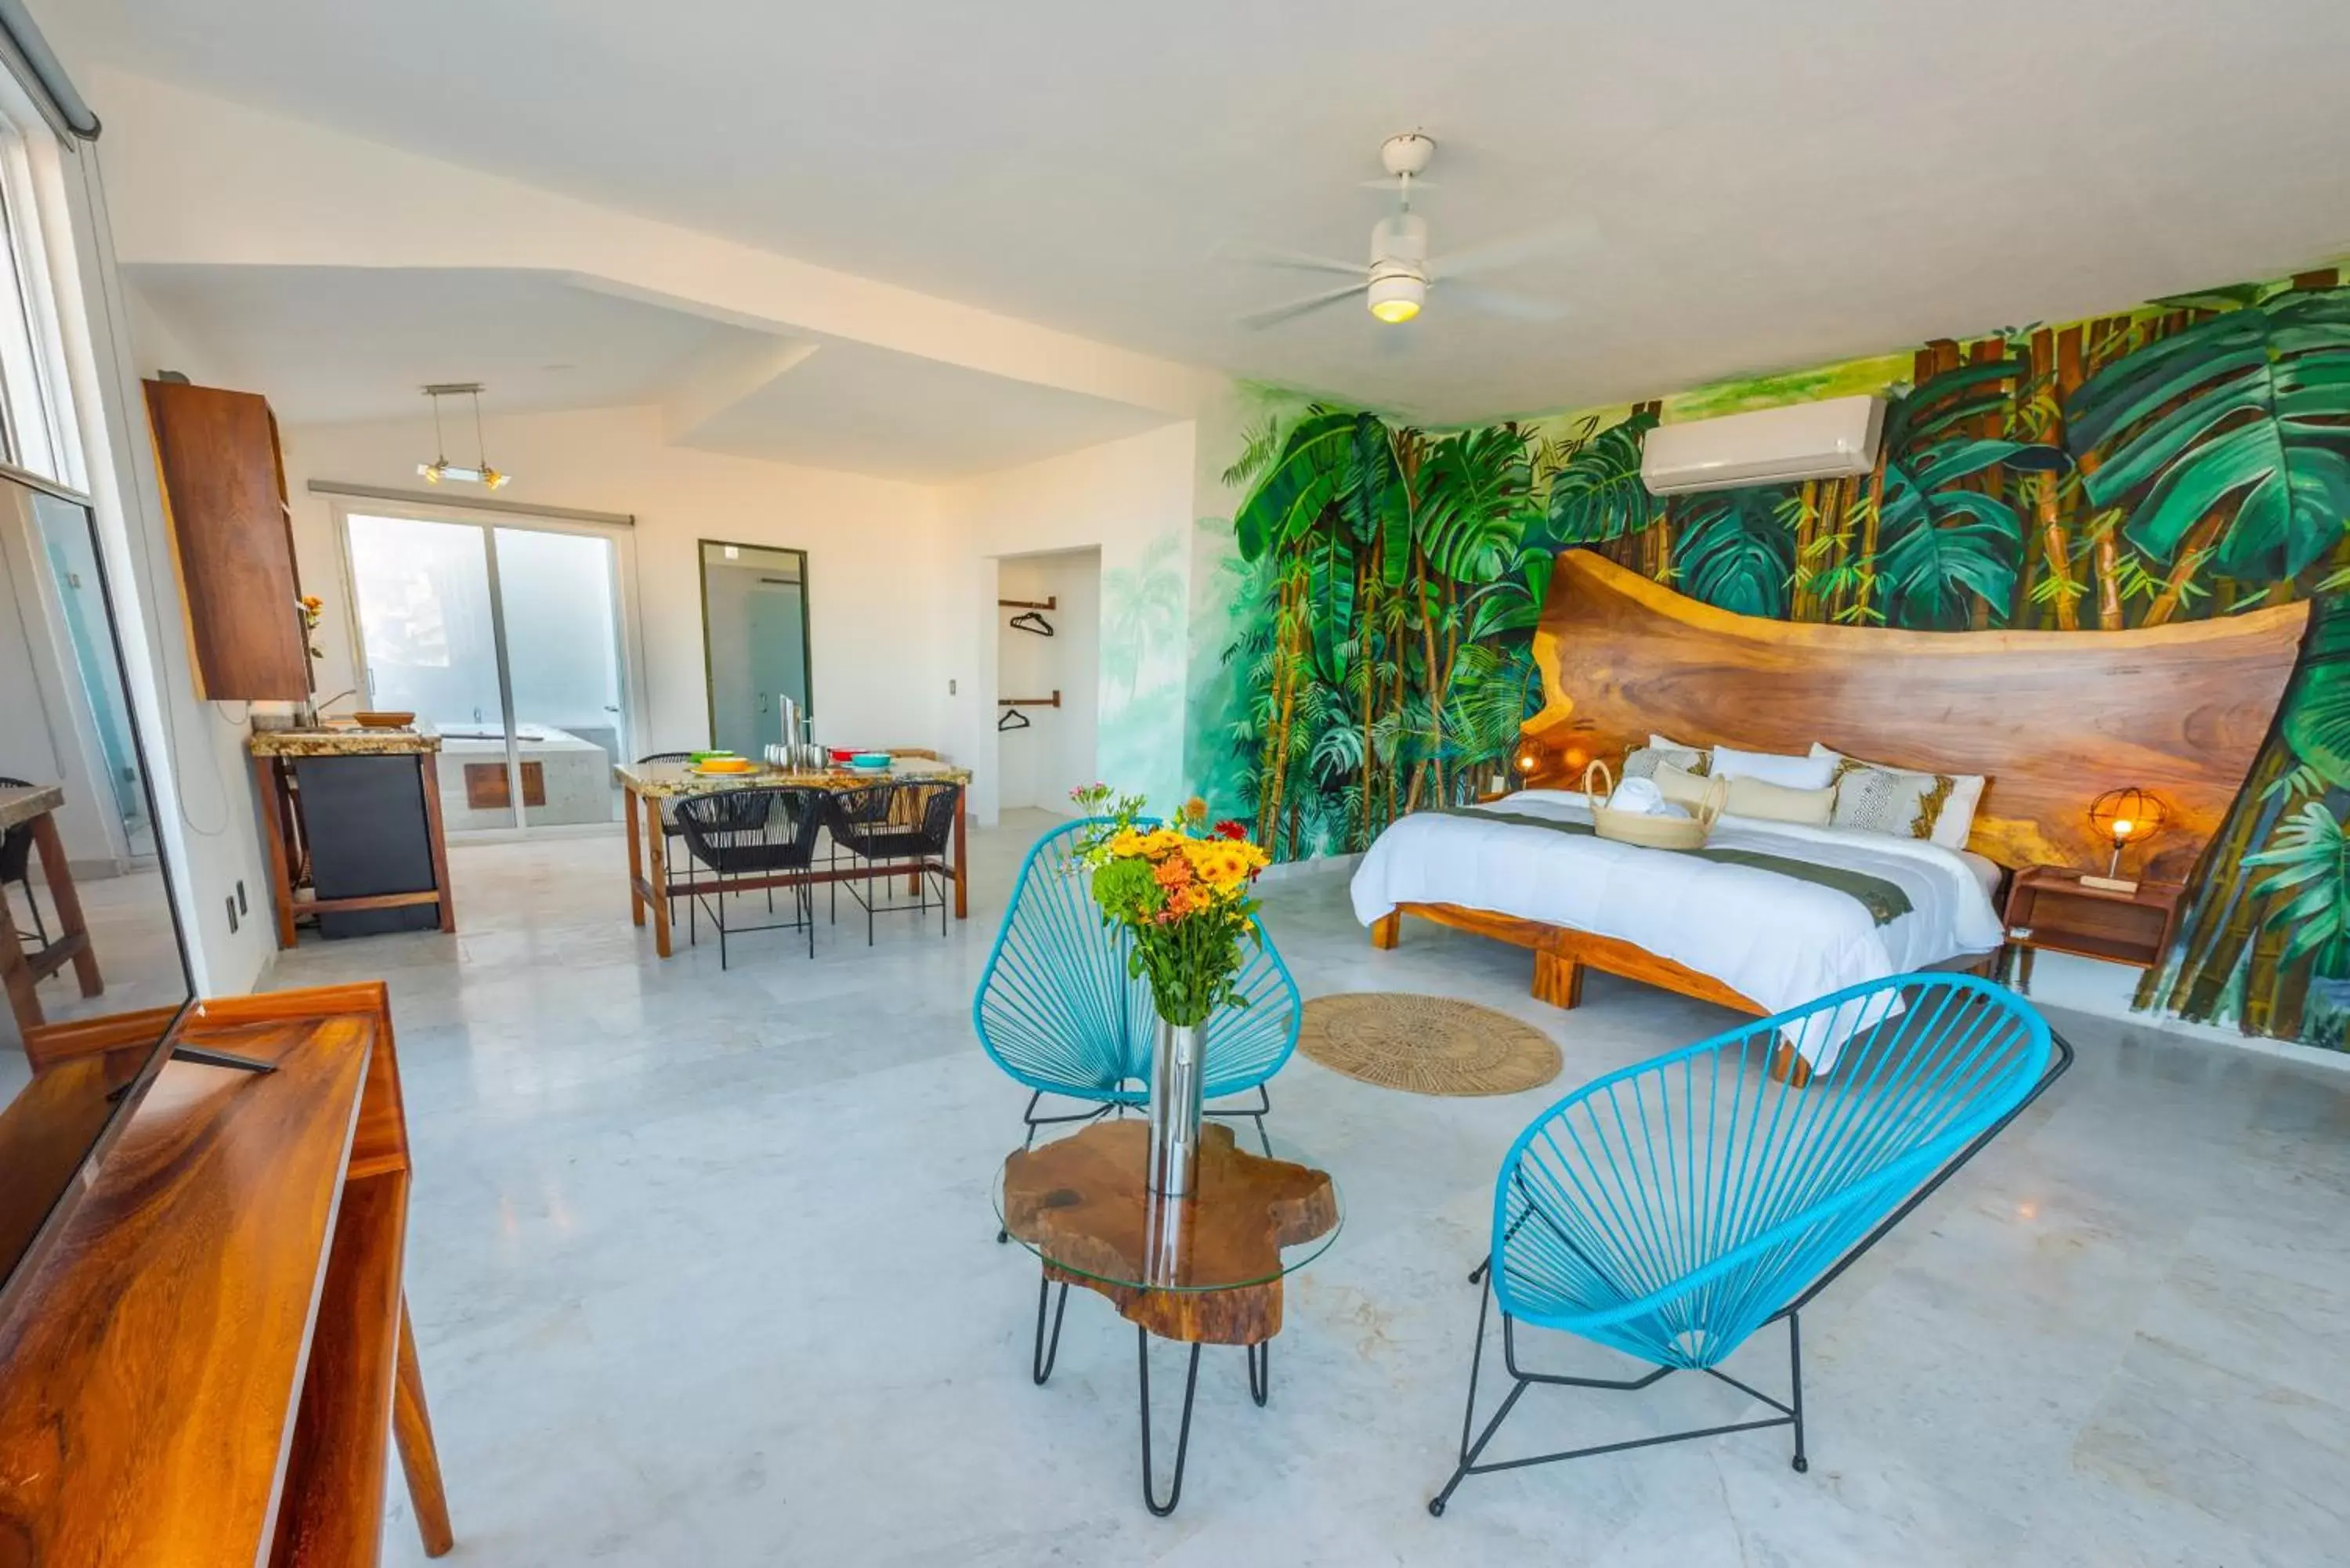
[{"xmin": 1437, "ymin": 807, "xmax": 1914, "ymax": 927}]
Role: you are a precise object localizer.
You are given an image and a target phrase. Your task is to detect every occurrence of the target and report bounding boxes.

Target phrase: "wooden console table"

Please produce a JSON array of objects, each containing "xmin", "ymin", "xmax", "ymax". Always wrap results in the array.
[
  {"xmin": 0, "ymin": 983, "xmax": 453, "ymax": 1564},
  {"xmin": 249, "ymin": 728, "xmax": 457, "ymax": 949},
  {"xmin": 0, "ymin": 782, "xmax": 101, "ymax": 1035}
]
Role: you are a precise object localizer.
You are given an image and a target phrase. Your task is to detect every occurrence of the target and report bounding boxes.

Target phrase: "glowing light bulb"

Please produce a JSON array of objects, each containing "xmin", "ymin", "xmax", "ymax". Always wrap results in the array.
[{"xmin": 2111, "ymin": 818, "xmax": 2135, "ymax": 840}]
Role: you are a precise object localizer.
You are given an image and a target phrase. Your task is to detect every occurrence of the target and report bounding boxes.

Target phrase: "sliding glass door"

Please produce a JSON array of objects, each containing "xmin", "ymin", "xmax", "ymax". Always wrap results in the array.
[{"xmin": 343, "ymin": 508, "xmax": 634, "ymax": 833}]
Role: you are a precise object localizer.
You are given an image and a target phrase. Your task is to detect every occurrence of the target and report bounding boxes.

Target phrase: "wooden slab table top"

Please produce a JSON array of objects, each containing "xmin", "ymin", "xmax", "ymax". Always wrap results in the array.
[
  {"xmin": 996, "ymin": 1121, "xmax": 1341, "ymax": 1345},
  {"xmin": 0, "ymin": 782, "xmax": 102, "ymax": 1039},
  {"xmin": 614, "ymin": 757, "xmax": 974, "ymax": 957},
  {"xmin": 0, "ymin": 984, "xmax": 451, "ymax": 1564}
]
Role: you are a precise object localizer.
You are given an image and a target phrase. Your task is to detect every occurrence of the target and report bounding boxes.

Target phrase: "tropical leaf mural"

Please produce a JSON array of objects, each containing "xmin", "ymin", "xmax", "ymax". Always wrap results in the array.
[{"xmin": 1194, "ymin": 262, "xmax": 2350, "ymax": 1051}]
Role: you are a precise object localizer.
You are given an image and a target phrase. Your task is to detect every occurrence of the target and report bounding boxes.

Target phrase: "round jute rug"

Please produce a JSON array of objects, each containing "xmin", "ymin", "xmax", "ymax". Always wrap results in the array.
[{"xmin": 1297, "ymin": 992, "xmax": 1563, "ymax": 1097}]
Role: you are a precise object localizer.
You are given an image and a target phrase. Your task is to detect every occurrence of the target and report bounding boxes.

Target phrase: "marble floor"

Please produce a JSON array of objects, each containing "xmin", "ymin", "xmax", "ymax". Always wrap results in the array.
[{"xmin": 262, "ymin": 810, "xmax": 2350, "ymax": 1567}]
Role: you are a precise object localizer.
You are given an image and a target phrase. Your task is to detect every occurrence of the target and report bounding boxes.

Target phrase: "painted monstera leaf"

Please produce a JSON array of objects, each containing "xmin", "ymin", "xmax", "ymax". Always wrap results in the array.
[
  {"xmin": 2066, "ymin": 287, "xmax": 2350, "ymax": 581},
  {"xmin": 1870, "ymin": 358, "xmax": 2070, "ymax": 629},
  {"xmin": 2282, "ymin": 593, "xmax": 2350, "ymax": 791},
  {"xmin": 1876, "ymin": 438, "xmax": 2066, "ymax": 628},
  {"xmin": 1540, "ymin": 410, "xmax": 1660, "ymax": 546},
  {"xmin": 1676, "ymin": 488, "xmax": 1794, "ymax": 618}
]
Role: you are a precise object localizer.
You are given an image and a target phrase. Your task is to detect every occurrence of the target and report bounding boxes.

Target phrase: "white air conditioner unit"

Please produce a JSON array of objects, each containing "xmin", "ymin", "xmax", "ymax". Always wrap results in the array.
[{"xmin": 1639, "ymin": 395, "xmax": 1885, "ymax": 495}]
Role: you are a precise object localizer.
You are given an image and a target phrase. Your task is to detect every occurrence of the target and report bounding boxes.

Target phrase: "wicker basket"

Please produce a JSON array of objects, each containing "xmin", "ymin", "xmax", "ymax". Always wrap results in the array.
[{"xmin": 1582, "ymin": 759, "xmax": 1724, "ymax": 850}]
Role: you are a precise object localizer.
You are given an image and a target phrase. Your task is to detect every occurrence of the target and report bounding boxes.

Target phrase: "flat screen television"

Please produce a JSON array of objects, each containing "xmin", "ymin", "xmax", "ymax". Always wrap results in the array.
[{"xmin": 0, "ymin": 464, "xmax": 193, "ymax": 1319}]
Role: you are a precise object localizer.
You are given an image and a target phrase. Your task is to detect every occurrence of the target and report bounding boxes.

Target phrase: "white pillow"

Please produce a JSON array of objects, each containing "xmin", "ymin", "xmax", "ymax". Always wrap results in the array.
[
  {"xmin": 1711, "ymin": 744, "xmax": 1837, "ymax": 792},
  {"xmin": 1811, "ymin": 743, "xmax": 1987, "ymax": 851}
]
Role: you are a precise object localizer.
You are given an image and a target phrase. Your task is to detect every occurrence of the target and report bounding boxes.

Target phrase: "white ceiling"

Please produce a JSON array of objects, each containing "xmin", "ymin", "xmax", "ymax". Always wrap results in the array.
[
  {"xmin": 125, "ymin": 264, "xmax": 1170, "ymax": 479},
  {"xmin": 125, "ymin": 264, "xmax": 749, "ymax": 423},
  {"xmin": 54, "ymin": 0, "xmax": 2350, "ymax": 424},
  {"xmin": 685, "ymin": 340, "xmax": 1169, "ymax": 480}
]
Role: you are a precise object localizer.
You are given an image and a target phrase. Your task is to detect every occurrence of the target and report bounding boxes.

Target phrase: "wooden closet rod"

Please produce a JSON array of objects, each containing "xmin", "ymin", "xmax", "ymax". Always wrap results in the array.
[
  {"xmin": 997, "ymin": 596, "xmax": 1057, "ymax": 611},
  {"xmin": 999, "ymin": 690, "xmax": 1062, "ymax": 708}
]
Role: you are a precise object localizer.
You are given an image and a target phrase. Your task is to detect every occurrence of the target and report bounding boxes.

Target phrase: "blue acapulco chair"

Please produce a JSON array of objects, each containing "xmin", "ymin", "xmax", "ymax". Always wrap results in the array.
[
  {"xmin": 1429, "ymin": 970, "xmax": 2070, "ymax": 1516},
  {"xmin": 973, "ymin": 817, "xmax": 1302, "ymax": 1162}
]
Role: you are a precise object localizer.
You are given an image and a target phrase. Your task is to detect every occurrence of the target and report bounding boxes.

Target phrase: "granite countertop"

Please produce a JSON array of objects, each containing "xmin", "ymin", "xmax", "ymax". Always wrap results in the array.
[
  {"xmin": 614, "ymin": 754, "xmax": 973, "ymax": 798},
  {"xmin": 0, "ymin": 782, "xmax": 64, "ymax": 832},
  {"xmin": 248, "ymin": 724, "xmax": 443, "ymax": 757}
]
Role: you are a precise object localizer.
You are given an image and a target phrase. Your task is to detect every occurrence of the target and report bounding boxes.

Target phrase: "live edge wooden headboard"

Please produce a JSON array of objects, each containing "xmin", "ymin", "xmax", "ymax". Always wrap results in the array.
[{"xmin": 1519, "ymin": 550, "xmax": 2308, "ymax": 883}]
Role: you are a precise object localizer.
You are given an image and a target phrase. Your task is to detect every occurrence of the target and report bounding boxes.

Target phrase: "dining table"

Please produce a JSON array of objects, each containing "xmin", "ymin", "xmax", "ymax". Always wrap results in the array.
[
  {"xmin": 613, "ymin": 754, "xmax": 974, "ymax": 958},
  {"xmin": 0, "ymin": 782, "xmax": 102, "ymax": 1037}
]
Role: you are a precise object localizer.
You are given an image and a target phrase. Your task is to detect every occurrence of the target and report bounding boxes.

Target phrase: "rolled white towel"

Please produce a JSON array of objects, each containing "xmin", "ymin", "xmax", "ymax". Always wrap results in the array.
[{"xmin": 1605, "ymin": 777, "xmax": 1688, "ymax": 818}]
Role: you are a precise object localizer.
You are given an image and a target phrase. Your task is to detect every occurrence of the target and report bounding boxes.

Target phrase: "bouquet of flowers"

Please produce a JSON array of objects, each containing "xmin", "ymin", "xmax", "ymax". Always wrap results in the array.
[
  {"xmin": 1068, "ymin": 784, "xmax": 1270, "ymax": 1027},
  {"xmin": 296, "ymin": 594, "xmax": 325, "ymax": 659}
]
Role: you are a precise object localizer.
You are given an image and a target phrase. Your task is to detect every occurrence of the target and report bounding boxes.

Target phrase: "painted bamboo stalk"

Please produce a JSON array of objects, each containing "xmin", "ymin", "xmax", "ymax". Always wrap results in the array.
[{"xmin": 2029, "ymin": 327, "xmax": 2079, "ymax": 630}]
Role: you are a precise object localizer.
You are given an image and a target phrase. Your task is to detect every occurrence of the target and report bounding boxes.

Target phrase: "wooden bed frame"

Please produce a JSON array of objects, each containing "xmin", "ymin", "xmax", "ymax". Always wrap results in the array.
[{"xmin": 1372, "ymin": 549, "xmax": 2310, "ymax": 1062}]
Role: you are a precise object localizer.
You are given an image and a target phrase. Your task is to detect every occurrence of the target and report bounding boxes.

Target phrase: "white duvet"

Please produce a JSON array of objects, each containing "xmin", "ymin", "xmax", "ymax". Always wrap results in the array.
[{"xmin": 1350, "ymin": 790, "xmax": 2005, "ymax": 1072}]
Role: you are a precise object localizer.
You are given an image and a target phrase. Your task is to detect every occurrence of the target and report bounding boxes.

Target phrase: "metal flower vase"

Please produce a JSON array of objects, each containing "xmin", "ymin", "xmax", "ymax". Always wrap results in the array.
[{"xmin": 1147, "ymin": 1017, "xmax": 1206, "ymax": 1197}]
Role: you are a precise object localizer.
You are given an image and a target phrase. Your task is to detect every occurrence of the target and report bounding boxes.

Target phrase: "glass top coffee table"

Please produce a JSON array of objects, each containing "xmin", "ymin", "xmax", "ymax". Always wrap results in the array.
[{"xmin": 994, "ymin": 1119, "xmax": 1341, "ymax": 1515}]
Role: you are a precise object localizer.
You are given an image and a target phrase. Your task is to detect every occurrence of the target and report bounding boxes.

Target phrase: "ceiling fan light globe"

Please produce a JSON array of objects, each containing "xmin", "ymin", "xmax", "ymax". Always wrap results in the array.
[{"xmin": 1367, "ymin": 273, "xmax": 1426, "ymax": 323}]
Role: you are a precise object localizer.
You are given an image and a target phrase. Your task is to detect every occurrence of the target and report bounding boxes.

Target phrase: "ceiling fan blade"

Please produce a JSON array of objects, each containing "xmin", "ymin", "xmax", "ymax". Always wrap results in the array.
[
  {"xmin": 1439, "ymin": 280, "xmax": 1569, "ymax": 323},
  {"xmin": 1217, "ymin": 239, "xmax": 1370, "ymax": 279},
  {"xmin": 1430, "ymin": 219, "xmax": 1596, "ymax": 280},
  {"xmin": 1241, "ymin": 282, "xmax": 1368, "ymax": 331}
]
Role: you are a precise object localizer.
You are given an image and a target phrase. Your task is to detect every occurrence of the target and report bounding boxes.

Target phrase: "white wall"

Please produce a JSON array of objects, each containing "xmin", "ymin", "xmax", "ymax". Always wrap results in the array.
[
  {"xmin": 62, "ymin": 140, "xmax": 278, "ymax": 994},
  {"xmin": 993, "ymin": 549, "xmax": 1099, "ymax": 814},
  {"xmin": 273, "ymin": 404, "xmax": 946, "ymax": 760},
  {"xmin": 941, "ymin": 422, "xmax": 1197, "ymax": 825}
]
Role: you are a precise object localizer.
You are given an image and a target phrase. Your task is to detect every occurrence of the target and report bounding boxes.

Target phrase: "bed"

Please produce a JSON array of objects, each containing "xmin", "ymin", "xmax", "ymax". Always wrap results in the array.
[{"xmin": 1356, "ymin": 549, "xmax": 2308, "ymax": 1075}]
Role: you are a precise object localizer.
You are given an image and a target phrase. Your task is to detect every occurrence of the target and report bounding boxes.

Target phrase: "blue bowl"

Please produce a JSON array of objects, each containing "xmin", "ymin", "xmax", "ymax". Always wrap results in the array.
[{"xmin": 850, "ymin": 752, "xmax": 892, "ymax": 769}]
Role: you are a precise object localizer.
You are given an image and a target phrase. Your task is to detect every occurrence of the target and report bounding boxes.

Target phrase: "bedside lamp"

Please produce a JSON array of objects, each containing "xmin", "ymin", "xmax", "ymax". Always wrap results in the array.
[{"xmin": 2084, "ymin": 787, "xmax": 2165, "ymax": 894}]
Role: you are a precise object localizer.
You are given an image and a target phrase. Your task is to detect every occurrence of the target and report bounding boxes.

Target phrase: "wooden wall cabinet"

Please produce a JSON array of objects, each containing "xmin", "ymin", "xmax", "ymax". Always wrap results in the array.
[{"xmin": 144, "ymin": 378, "xmax": 313, "ymax": 700}]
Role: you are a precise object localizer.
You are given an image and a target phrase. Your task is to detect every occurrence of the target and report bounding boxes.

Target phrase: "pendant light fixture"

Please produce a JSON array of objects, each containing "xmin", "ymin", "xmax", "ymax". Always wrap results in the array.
[{"xmin": 417, "ymin": 382, "xmax": 512, "ymax": 490}]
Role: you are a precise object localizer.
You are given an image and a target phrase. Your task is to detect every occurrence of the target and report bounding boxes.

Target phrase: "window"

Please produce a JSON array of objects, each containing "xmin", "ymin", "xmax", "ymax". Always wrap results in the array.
[{"xmin": 0, "ymin": 104, "xmax": 78, "ymax": 487}]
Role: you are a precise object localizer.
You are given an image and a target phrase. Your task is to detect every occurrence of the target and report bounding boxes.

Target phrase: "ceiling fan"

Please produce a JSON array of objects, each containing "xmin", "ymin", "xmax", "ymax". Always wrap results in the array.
[{"xmin": 1225, "ymin": 132, "xmax": 1584, "ymax": 331}]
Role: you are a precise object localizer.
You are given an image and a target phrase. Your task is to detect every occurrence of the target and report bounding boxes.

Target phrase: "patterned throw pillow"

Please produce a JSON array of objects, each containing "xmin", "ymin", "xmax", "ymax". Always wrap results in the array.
[
  {"xmin": 1828, "ymin": 761, "xmax": 1952, "ymax": 840},
  {"xmin": 1624, "ymin": 738, "xmax": 1709, "ymax": 781},
  {"xmin": 1817, "ymin": 746, "xmax": 1987, "ymax": 847}
]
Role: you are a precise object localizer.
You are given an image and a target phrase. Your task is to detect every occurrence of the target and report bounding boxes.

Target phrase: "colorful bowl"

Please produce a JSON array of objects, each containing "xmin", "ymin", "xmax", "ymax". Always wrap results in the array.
[{"xmin": 850, "ymin": 753, "xmax": 892, "ymax": 770}]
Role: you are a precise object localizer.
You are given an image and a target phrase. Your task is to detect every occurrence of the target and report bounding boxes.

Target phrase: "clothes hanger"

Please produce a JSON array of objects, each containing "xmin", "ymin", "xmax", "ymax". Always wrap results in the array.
[
  {"xmin": 1009, "ymin": 610, "xmax": 1054, "ymax": 637},
  {"xmin": 997, "ymin": 706, "xmax": 1032, "ymax": 731}
]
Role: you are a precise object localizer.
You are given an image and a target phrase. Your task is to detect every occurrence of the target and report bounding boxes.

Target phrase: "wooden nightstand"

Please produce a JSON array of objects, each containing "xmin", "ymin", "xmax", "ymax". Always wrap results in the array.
[{"xmin": 2001, "ymin": 865, "xmax": 2185, "ymax": 992}]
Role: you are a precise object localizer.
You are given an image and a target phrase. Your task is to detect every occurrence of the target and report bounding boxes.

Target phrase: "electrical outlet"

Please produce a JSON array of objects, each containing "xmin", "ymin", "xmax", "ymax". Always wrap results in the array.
[
  {"xmin": 236, "ymin": 880, "xmax": 248, "ymax": 916},
  {"xmin": 949, "ymin": 678, "xmax": 958, "ymax": 695},
  {"xmin": 225, "ymin": 894, "xmax": 239, "ymax": 934}
]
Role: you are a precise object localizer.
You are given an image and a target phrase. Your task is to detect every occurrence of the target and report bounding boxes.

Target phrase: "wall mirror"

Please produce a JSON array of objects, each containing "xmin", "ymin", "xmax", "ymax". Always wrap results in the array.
[
  {"xmin": 698, "ymin": 540, "xmax": 811, "ymax": 756},
  {"xmin": 0, "ymin": 463, "xmax": 193, "ymax": 1300}
]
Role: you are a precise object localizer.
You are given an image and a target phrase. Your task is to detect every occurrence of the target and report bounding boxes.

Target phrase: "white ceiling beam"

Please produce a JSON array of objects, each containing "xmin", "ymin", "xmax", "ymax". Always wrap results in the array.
[{"xmin": 653, "ymin": 328, "xmax": 820, "ymax": 446}]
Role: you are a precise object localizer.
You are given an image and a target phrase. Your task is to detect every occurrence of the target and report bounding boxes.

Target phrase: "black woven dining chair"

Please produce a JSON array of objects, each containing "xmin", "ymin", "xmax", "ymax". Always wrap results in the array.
[
  {"xmin": 672, "ymin": 786, "xmax": 825, "ymax": 967},
  {"xmin": 0, "ymin": 775, "xmax": 47, "ymax": 948},
  {"xmin": 820, "ymin": 780, "xmax": 962, "ymax": 945},
  {"xmin": 636, "ymin": 752, "xmax": 697, "ymax": 923}
]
